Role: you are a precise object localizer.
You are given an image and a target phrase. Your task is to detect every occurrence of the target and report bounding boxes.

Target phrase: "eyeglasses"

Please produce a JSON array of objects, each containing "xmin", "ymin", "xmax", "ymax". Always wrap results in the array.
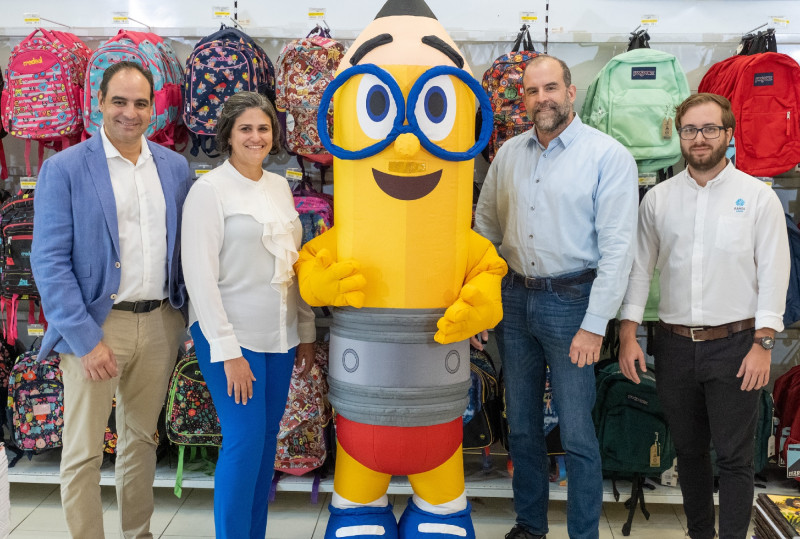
[
  {"xmin": 316, "ymin": 63, "xmax": 493, "ymax": 162},
  {"xmin": 677, "ymin": 125, "xmax": 728, "ymax": 140}
]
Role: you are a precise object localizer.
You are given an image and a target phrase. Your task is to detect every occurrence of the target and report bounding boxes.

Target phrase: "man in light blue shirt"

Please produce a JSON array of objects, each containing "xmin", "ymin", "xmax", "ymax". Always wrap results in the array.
[{"xmin": 474, "ymin": 55, "xmax": 638, "ymax": 539}]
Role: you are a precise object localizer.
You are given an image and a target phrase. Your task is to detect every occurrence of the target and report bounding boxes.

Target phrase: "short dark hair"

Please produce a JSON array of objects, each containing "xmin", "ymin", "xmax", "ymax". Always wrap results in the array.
[
  {"xmin": 98, "ymin": 61, "xmax": 155, "ymax": 102},
  {"xmin": 524, "ymin": 55, "xmax": 572, "ymax": 88},
  {"xmin": 215, "ymin": 92, "xmax": 281, "ymax": 156},
  {"xmin": 675, "ymin": 93, "xmax": 736, "ymax": 131}
]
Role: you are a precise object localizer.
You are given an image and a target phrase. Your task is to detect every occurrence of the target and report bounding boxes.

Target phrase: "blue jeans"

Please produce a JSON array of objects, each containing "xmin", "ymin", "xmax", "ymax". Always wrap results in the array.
[
  {"xmin": 495, "ymin": 271, "xmax": 602, "ymax": 539},
  {"xmin": 190, "ymin": 322, "xmax": 295, "ymax": 539}
]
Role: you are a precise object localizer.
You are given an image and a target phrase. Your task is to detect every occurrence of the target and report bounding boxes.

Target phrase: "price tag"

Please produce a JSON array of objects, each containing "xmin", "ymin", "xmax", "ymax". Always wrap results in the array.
[
  {"xmin": 308, "ymin": 8, "xmax": 326, "ymax": 20},
  {"xmin": 519, "ymin": 12, "xmax": 538, "ymax": 24},
  {"xmin": 194, "ymin": 164, "xmax": 211, "ymax": 178},
  {"xmin": 112, "ymin": 12, "xmax": 130, "ymax": 26},
  {"xmin": 769, "ymin": 16, "xmax": 789, "ymax": 28},
  {"xmin": 20, "ymin": 176, "xmax": 37, "ymax": 190},
  {"xmin": 27, "ymin": 324, "xmax": 44, "ymax": 337},
  {"xmin": 641, "ymin": 15, "xmax": 658, "ymax": 28},
  {"xmin": 649, "ymin": 432, "xmax": 661, "ymax": 468},
  {"xmin": 638, "ymin": 172, "xmax": 657, "ymax": 187},
  {"xmin": 23, "ymin": 12, "xmax": 40, "ymax": 25},
  {"xmin": 756, "ymin": 176, "xmax": 774, "ymax": 188},
  {"xmin": 212, "ymin": 6, "xmax": 231, "ymax": 20},
  {"xmin": 286, "ymin": 168, "xmax": 303, "ymax": 182},
  {"xmin": 661, "ymin": 117, "xmax": 673, "ymax": 140}
]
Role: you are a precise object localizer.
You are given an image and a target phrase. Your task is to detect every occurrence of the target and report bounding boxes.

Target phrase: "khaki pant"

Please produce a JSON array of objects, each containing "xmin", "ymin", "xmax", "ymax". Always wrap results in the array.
[{"xmin": 59, "ymin": 303, "xmax": 185, "ymax": 539}]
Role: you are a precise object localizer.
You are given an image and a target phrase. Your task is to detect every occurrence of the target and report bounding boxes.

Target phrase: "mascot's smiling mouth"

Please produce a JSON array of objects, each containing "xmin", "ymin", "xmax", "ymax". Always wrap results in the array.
[{"xmin": 372, "ymin": 169, "xmax": 442, "ymax": 201}]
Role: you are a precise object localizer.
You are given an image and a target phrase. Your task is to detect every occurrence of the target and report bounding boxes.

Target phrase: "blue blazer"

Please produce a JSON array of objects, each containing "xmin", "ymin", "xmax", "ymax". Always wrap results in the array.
[{"xmin": 31, "ymin": 135, "xmax": 192, "ymax": 359}]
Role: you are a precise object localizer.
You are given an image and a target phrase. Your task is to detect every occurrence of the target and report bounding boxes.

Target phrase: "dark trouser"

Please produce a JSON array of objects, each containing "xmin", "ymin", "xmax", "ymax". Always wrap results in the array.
[{"xmin": 652, "ymin": 324, "xmax": 758, "ymax": 539}]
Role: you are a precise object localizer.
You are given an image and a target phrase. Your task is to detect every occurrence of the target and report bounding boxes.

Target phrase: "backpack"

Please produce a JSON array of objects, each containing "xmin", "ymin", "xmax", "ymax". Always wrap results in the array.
[
  {"xmin": 0, "ymin": 191, "xmax": 46, "ymax": 344},
  {"xmin": 6, "ymin": 350, "xmax": 63, "ymax": 463},
  {"xmin": 581, "ymin": 48, "xmax": 690, "ymax": 173},
  {"xmin": 274, "ymin": 25, "xmax": 345, "ymax": 165},
  {"xmin": 462, "ymin": 347, "xmax": 502, "ymax": 450},
  {"xmin": 773, "ymin": 365, "xmax": 800, "ymax": 474},
  {"xmin": 183, "ymin": 25, "xmax": 276, "ymax": 157},
  {"xmin": 480, "ymin": 25, "xmax": 538, "ymax": 163},
  {"xmin": 698, "ymin": 52, "xmax": 800, "ymax": 178},
  {"xmin": 1, "ymin": 28, "xmax": 91, "ymax": 175},
  {"xmin": 0, "ymin": 69, "xmax": 7, "ymax": 181},
  {"xmin": 784, "ymin": 214, "xmax": 800, "ymax": 328},
  {"xmin": 165, "ymin": 350, "xmax": 221, "ymax": 497},
  {"xmin": 593, "ymin": 361, "xmax": 676, "ymax": 536},
  {"xmin": 84, "ymin": 30, "xmax": 184, "ymax": 149},
  {"xmin": 293, "ymin": 179, "xmax": 333, "ymax": 247}
]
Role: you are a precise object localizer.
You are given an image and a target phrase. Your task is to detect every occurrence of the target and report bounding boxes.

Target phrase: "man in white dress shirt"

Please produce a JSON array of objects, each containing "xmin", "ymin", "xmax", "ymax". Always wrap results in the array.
[
  {"xmin": 618, "ymin": 93, "xmax": 790, "ymax": 539},
  {"xmin": 31, "ymin": 61, "xmax": 191, "ymax": 539}
]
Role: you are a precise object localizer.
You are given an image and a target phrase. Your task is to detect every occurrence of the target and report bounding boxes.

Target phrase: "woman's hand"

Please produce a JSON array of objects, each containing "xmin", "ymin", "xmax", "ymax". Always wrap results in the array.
[
  {"xmin": 294, "ymin": 343, "xmax": 316, "ymax": 377},
  {"xmin": 223, "ymin": 356, "xmax": 256, "ymax": 405}
]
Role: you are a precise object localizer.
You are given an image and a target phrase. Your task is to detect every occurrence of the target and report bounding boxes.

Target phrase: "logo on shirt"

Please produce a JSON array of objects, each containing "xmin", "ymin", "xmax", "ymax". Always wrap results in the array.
[
  {"xmin": 631, "ymin": 67, "xmax": 656, "ymax": 80},
  {"xmin": 754, "ymin": 72, "xmax": 774, "ymax": 86},
  {"xmin": 734, "ymin": 198, "xmax": 746, "ymax": 213}
]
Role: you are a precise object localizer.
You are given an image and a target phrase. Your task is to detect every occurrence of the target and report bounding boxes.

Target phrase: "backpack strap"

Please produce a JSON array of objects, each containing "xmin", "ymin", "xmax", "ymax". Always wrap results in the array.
[
  {"xmin": 174, "ymin": 445, "xmax": 186, "ymax": 498},
  {"xmin": 0, "ymin": 141, "xmax": 7, "ymax": 181},
  {"xmin": 23, "ymin": 141, "xmax": 32, "ymax": 178}
]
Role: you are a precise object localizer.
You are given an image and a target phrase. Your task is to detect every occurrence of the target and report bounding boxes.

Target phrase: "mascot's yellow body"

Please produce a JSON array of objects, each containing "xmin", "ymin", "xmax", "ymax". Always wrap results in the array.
[{"xmin": 295, "ymin": 1, "xmax": 506, "ymax": 537}]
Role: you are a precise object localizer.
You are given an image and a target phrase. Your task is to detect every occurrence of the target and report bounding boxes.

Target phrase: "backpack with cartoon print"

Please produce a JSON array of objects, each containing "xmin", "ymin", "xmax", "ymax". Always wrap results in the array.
[
  {"xmin": 480, "ymin": 25, "xmax": 538, "ymax": 163},
  {"xmin": 275, "ymin": 25, "xmax": 345, "ymax": 165},
  {"xmin": 183, "ymin": 25, "xmax": 276, "ymax": 157}
]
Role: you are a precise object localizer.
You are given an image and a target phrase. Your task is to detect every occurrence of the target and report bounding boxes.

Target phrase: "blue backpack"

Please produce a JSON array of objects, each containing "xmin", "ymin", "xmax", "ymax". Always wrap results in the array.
[{"xmin": 183, "ymin": 25, "xmax": 276, "ymax": 157}]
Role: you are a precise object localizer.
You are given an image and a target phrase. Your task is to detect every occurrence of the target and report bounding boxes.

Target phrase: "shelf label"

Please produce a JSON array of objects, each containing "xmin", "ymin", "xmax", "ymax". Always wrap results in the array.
[
  {"xmin": 212, "ymin": 6, "xmax": 231, "ymax": 20},
  {"xmin": 638, "ymin": 172, "xmax": 657, "ymax": 187},
  {"xmin": 20, "ymin": 176, "xmax": 37, "ymax": 190},
  {"xmin": 112, "ymin": 12, "xmax": 130, "ymax": 25},
  {"xmin": 286, "ymin": 168, "xmax": 303, "ymax": 182},
  {"xmin": 27, "ymin": 324, "xmax": 44, "ymax": 337},
  {"xmin": 309, "ymin": 8, "xmax": 326, "ymax": 20},
  {"xmin": 641, "ymin": 15, "xmax": 658, "ymax": 28},
  {"xmin": 519, "ymin": 12, "xmax": 538, "ymax": 24},
  {"xmin": 23, "ymin": 12, "xmax": 40, "ymax": 25},
  {"xmin": 769, "ymin": 15, "xmax": 789, "ymax": 28}
]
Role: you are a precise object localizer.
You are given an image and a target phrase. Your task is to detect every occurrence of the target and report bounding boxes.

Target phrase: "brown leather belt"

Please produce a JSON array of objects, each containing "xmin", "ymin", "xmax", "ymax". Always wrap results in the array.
[
  {"xmin": 658, "ymin": 318, "xmax": 755, "ymax": 342},
  {"xmin": 111, "ymin": 299, "xmax": 168, "ymax": 314}
]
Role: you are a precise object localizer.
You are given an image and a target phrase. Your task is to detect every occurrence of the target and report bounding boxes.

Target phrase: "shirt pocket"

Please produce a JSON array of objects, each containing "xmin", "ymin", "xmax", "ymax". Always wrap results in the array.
[{"xmin": 714, "ymin": 216, "xmax": 752, "ymax": 254}]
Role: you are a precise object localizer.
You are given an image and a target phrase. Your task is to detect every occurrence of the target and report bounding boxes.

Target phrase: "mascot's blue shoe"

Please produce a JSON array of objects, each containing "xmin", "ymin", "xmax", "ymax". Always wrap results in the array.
[
  {"xmin": 398, "ymin": 498, "xmax": 475, "ymax": 538},
  {"xmin": 325, "ymin": 504, "xmax": 399, "ymax": 539}
]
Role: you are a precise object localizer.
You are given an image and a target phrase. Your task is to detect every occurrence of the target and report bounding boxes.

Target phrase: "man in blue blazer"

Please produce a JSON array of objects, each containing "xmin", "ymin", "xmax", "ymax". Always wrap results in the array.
[{"xmin": 31, "ymin": 61, "xmax": 192, "ymax": 539}]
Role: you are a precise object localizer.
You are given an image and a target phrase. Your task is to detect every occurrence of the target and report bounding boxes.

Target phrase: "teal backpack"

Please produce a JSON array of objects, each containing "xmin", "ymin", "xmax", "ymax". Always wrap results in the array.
[{"xmin": 581, "ymin": 49, "xmax": 690, "ymax": 173}]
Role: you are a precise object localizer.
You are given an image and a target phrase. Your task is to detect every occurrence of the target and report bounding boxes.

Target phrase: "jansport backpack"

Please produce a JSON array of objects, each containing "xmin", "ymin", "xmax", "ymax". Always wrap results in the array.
[
  {"xmin": 593, "ymin": 361, "xmax": 676, "ymax": 536},
  {"xmin": 698, "ymin": 52, "xmax": 800, "ymax": 178},
  {"xmin": 165, "ymin": 350, "xmax": 221, "ymax": 497},
  {"xmin": 480, "ymin": 25, "xmax": 538, "ymax": 163},
  {"xmin": 84, "ymin": 30, "xmax": 184, "ymax": 149},
  {"xmin": 581, "ymin": 48, "xmax": 690, "ymax": 173},
  {"xmin": 1, "ymin": 28, "xmax": 91, "ymax": 175},
  {"xmin": 6, "ymin": 350, "xmax": 63, "ymax": 465},
  {"xmin": 183, "ymin": 25, "xmax": 276, "ymax": 157},
  {"xmin": 275, "ymin": 25, "xmax": 345, "ymax": 165},
  {"xmin": 462, "ymin": 346, "xmax": 502, "ymax": 450}
]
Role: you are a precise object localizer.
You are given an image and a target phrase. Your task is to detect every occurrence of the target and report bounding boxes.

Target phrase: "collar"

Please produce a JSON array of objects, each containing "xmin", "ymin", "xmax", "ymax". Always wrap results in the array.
[
  {"xmin": 527, "ymin": 112, "xmax": 583, "ymax": 151},
  {"xmin": 100, "ymin": 125, "xmax": 151, "ymax": 165},
  {"xmin": 684, "ymin": 159, "xmax": 733, "ymax": 189}
]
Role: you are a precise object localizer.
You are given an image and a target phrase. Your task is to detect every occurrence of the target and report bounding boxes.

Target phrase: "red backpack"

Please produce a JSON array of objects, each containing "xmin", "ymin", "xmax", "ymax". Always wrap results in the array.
[
  {"xmin": 699, "ymin": 52, "xmax": 800, "ymax": 177},
  {"xmin": 773, "ymin": 365, "xmax": 800, "ymax": 475}
]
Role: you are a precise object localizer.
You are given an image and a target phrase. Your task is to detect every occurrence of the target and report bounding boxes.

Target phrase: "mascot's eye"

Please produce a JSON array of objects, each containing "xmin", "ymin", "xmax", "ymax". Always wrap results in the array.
[
  {"xmin": 356, "ymin": 74, "xmax": 398, "ymax": 141},
  {"xmin": 414, "ymin": 75, "xmax": 457, "ymax": 142}
]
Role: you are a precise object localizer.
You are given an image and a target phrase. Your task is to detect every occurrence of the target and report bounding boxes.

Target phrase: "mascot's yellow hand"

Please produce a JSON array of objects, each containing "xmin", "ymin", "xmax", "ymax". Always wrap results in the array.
[
  {"xmin": 303, "ymin": 248, "xmax": 366, "ymax": 308},
  {"xmin": 434, "ymin": 283, "xmax": 497, "ymax": 344}
]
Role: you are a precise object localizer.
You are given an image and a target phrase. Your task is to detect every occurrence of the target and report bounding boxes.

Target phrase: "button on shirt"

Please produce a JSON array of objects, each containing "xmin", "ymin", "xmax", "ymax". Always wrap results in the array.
[
  {"xmin": 100, "ymin": 127, "xmax": 168, "ymax": 302},
  {"xmin": 620, "ymin": 162, "xmax": 790, "ymax": 331},
  {"xmin": 474, "ymin": 114, "xmax": 639, "ymax": 335}
]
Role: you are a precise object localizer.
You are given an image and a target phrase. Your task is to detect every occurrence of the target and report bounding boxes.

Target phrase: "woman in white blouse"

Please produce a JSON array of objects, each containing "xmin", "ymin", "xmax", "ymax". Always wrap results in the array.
[{"xmin": 181, "ymin": 91, "xmax": 315, "ymax": 539}]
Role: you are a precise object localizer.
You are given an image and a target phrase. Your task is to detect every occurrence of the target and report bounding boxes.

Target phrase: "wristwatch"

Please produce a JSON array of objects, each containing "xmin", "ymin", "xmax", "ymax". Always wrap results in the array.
[{"xmin": 754, "ymin": 336, "xmax": 775, "ymax": 350}]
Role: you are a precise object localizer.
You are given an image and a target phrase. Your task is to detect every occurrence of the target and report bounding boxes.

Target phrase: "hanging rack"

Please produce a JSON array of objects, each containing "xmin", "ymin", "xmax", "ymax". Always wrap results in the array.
[
  {"xmin": 127, "ymin": 17, "xmax": 152, "ymax": 31},
  {"xmin": 37, "ymin": 17, "xmax": 70, "ymax": 29}
]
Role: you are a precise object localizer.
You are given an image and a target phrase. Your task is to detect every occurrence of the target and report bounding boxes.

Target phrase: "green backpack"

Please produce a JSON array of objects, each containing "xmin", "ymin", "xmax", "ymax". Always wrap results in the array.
[{"xmin": 581, "ymin": 49, "xmax": 690, "ymax": 173}]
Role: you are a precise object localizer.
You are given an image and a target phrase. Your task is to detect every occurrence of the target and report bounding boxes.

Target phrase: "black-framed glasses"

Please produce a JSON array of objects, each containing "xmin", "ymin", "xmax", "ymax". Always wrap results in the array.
[{"xmin": 677, "ymin": 125, "xmax": 728, "ymax": 140}]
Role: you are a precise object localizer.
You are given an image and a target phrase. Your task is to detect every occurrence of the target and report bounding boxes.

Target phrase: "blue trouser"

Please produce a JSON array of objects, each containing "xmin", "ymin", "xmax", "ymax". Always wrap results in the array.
[
  {"xmin": 495, "ymin": 270, "xmax": 602, "ymax": 539},
  {"xmin": 190, "ymin": 322, "xmax": 295, "ymax": 539}
]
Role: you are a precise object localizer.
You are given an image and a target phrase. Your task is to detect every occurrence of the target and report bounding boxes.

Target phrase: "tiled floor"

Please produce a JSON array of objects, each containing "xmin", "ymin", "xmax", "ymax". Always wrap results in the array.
[{"xmin": 8, "ymin": 481, "xmax": 702, "ymax": 539}]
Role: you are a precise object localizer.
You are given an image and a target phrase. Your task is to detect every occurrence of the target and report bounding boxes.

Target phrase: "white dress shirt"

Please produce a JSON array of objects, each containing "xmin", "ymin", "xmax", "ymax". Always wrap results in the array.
[
  {"xmin": 620, "ymin": 161, "xmax": 790, "ymax": 331},
  {"xmin": 100, "ymin": 127, "xmax": 168, "ymax": 302},
  {"xmin": 182, "ymin": 160, "xmax": 315, "ymax": 363}
]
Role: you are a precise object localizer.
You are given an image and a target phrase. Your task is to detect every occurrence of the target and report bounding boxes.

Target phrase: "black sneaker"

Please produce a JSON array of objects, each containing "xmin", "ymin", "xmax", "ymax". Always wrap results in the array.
[{"xmin": 505, "ymin": 524, "xmax": 545, "ymax": 539}]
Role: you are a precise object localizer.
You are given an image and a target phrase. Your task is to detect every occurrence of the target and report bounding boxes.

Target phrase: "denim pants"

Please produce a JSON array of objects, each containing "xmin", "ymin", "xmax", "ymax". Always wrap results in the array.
[
  {"xmin": 190, "ymin": 322, "xmax": 295, "ymax": 539},
  {"xmin": 495, "ymin": 271, "xmax": 602, "ymax": 539},
  {"xmin": 652, "ymin": 325, "xmax": 758, "ymax": 539}
]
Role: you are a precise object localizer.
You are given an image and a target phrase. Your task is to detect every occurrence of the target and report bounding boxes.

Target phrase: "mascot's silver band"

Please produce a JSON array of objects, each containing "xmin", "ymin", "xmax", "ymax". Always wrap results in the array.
[{"xmin": 329, "ymin": 307, "xmax": 471, "ymax": 427}]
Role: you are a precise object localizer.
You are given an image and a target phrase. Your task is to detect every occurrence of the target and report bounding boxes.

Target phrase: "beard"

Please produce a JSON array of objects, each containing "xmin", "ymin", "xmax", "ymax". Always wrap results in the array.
[
  {"xmin": 532, "ymin": 99, "xmax": 572, "ymax": 134},
  {"xmin": 682, "ymin": 140, "xmax": 728, "ymax": 172}
]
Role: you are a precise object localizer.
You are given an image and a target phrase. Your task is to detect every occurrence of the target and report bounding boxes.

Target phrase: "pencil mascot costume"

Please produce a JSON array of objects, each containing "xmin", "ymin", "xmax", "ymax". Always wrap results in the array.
[{"xmin": 295, "ymin": 0, "xmax": 507, "ymax": 537}]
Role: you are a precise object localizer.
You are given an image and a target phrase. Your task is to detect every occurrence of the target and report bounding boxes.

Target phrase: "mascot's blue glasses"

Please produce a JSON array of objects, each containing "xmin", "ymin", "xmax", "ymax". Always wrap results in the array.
[{"xmin": 317, "ymin": 63, "xmax": 493, "ymax": 162}]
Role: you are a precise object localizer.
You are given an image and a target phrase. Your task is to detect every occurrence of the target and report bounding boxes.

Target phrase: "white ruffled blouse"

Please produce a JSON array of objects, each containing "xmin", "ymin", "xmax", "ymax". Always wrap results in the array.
[{"xmin": 182, "ymin": 160, "xmax": 315, "ymax": 363}]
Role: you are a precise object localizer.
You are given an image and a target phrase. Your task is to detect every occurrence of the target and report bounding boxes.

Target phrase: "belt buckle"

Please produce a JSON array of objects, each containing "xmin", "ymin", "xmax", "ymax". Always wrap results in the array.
[
  {"xmin": 689, "ymin": 327, "xmax": 705, "ymax": 342},
  {"xmin": 524, "ymin": 276, "xmax": 537, "ymax": 289}
]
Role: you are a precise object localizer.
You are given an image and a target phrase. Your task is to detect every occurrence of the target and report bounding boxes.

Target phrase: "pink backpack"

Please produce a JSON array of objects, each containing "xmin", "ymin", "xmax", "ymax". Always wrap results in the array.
[{"xmin": 1, "ymin": 29, "xmax": 91, "ymax": 175}]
